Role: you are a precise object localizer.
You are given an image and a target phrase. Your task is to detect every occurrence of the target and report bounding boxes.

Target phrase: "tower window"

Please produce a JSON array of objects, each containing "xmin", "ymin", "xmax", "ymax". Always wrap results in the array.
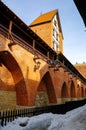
[
  {"xmin": 53, "ymin": 40, "xmax": 59, "ymax": 51},
  {"xmin": 54, "ymin": 20, "xmax": 57, "ymax": 26}
]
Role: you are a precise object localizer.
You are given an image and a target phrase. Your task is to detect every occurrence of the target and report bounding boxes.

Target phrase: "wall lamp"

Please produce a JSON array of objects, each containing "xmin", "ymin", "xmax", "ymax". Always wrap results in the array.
[
  {"xmin": 33, "ymin": 55, "xmax": 41, "ymax": 72},
  {"xmin": 33, "ymin": 61, "xmax": 41, "ymax": 72}
]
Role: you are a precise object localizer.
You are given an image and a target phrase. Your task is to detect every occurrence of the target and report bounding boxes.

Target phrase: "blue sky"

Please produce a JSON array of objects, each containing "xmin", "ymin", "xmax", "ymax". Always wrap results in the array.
[{"xmin": 2, "ymin": 0, "xmax": 86, "ymax": 64}]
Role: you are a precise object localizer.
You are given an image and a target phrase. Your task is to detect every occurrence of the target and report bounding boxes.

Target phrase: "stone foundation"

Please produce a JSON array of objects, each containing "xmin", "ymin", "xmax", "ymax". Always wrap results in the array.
[
  {"xmin": 35, "ymin": 91, "xmax": 49, "ymax": 107},
  {"xmin": 0, "ymin": 91, "xmax": 16, "ymax": 110},
  {"xmin": 57, "ymin": 98, "xmax": 71, "ymax": 104}
]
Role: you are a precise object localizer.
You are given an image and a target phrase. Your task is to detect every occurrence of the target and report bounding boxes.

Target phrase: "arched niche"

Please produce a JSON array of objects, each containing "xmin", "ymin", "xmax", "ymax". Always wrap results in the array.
[
  {"xmin": 0, "ymin": 51, "xmax": 28, "ymax": 106},
  {"xmin": 70, "ymin": 81, "xmax": 76, "ymax": 98},
  {"xmin": 35, "ymin": 71, "xmax": 57, "ymax": 107},
  {"xmin": 61, "ymin": 82, "xmax": 68, "ymax": 98}
]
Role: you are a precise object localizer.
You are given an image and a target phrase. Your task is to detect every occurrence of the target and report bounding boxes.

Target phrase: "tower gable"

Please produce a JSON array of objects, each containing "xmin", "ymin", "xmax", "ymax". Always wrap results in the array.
[{"xmin": 29, "ymin": 9, "xmax": 63, "ymax": 53}]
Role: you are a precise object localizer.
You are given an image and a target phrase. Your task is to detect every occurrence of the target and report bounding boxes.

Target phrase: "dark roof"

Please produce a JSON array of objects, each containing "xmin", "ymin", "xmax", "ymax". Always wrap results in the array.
[{"xmin": 73, "ymin": 0, "xmax": 86, "ymax": 27}]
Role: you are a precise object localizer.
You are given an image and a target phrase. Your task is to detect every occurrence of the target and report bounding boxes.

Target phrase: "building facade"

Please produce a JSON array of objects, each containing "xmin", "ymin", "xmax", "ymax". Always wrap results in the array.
[
  {"xmin": 0, "ymin": 1, "xmax": 86, "ymax": 110},
  {"xmin": 75, "ymin": 63, "xmax": 86, "ymax": 78}
]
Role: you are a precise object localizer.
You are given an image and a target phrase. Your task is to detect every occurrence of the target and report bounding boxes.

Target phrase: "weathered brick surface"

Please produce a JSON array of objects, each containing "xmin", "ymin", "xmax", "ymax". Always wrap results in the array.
[
  {"xmin": 35, "ymin": 91, "xmax": 49, "ymax": 107},
  {"xmin": 75, "ymin": 64, "xmax": 86, "ymax": 78},
  {"xmin": 0, "ymin": 91, "xmax": 16, "ymax": 110},
  {"xmin": 0, "ymin": 34, "xmax": 7, "ymax": 51}
]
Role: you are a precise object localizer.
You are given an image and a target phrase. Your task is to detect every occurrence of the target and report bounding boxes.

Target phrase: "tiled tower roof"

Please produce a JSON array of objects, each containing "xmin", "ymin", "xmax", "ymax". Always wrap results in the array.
[
  {"xmin": 29, "ymin": 9, "xmax": 63, "ymax": 36},
  {"xmin": 29, "ymin": 9, "xmax": 58, "ymax": 26}
]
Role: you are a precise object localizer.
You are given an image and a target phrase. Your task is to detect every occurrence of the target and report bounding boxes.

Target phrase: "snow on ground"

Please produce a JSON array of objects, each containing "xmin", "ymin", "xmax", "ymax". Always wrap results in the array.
[{"xmin": 1, "ymin": 105, "xmax": 86, "ymax": 130}]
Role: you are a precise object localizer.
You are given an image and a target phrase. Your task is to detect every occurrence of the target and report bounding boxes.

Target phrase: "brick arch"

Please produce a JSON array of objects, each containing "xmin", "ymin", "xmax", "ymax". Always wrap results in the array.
[
  {"xmin": 35, "ymin": 71, "xmax": 57, "ymax": 106},
  {"xmin": 0, "ymin": 51, "xmax": 28, "ymax": 106},
  {"xmin": 70, "ymin": 81, "xmax": 76, "ymax": 98},
  {"xmin": 61, "ymin": 82, "xmax": 68, "ymax": 98},
  {"xmin": 81, "ymin": 87, "xmax": 84, "ymax": 97},
  {"xmin": 85, "ymin": 88, "xmax": 86, "ymax": 97},
  {"xmin": 77, "ymin": 84, "xmax": 81, "ymax": 98}
]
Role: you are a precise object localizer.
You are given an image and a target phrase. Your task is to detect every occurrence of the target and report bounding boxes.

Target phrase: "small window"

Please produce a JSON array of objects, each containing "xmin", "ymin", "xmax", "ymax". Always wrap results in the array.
[
  {"xmin": 53, "ymin": 28, "xmax": 55, "ymax": 36},
  {"xmin": 53, "ymin": 40, "xmax": 59, "ymax": 51},
  {"xmin": 54, "ymin": 20, "xmax": 57, "ymax": 26}
]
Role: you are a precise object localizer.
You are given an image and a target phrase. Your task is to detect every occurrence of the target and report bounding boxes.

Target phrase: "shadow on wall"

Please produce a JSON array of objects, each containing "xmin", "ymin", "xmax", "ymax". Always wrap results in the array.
[{"xmin": 0, "ymin": 51, "xmax": 28, "ymax": 106}]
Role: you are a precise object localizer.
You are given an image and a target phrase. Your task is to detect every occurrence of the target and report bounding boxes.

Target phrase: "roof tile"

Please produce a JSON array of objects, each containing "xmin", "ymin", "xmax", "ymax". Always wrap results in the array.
[{"xmin": 29, "ymin": 9, "xmax": 58, "ymax": 26}]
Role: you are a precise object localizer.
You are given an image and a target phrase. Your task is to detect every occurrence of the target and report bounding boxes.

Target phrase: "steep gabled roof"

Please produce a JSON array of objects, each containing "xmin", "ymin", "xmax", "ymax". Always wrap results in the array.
[
  {"xmin": 29, "ymin": 9, "xmax": 63, "ymax": 38},
  {"xmin": 29, "ymin": 9, "xmax": 58, "ymax": 27}
]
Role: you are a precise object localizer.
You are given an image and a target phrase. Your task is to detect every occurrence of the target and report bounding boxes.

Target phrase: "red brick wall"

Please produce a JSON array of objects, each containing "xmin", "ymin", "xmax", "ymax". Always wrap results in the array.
[{"xmin": 0, "ymin": 35, "xmax": 86, "ymax": 109}]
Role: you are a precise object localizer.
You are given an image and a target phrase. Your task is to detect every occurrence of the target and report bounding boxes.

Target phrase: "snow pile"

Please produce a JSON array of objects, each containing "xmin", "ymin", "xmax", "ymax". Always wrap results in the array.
[{"xmin": 1, "ymin": 105, "xmax": 86, "ymax": 130}]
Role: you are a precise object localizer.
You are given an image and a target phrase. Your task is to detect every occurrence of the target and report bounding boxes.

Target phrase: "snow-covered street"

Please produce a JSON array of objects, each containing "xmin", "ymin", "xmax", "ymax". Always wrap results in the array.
[{"xmin": 1, "ymin": 105, "xmax": 86, "ymax": 130}]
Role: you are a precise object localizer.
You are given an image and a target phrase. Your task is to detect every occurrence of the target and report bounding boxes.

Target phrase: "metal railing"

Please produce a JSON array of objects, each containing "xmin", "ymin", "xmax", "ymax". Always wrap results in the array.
[{"xmin": 0, "ymin": 99, "xmax": 86, "ymax": 127}]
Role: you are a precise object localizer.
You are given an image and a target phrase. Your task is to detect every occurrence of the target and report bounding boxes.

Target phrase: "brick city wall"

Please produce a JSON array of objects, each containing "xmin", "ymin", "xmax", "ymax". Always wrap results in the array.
[{"xmin": 0, "ymin": 34, "xmax": 86, "ymax": 110}]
